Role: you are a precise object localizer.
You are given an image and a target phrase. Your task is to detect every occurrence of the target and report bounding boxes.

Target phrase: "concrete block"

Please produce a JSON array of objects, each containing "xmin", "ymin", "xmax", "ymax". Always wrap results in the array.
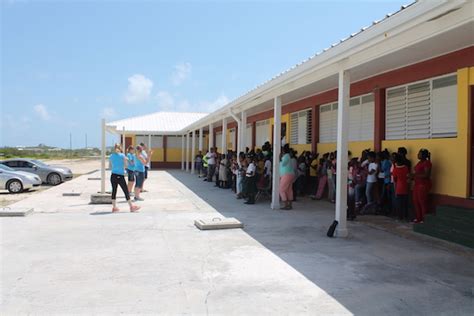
[
  {"xmin": 62, "ymin": 192, "xmax": 81, "ymax": 196},
  {"xmin": 90, "ymin": 193, "xmax": 112, "ymax": 204},
  {"xmin": 87, "ymin": 177, "xmax": 101, "ymax": 180},
  {"xmin": 0, "ymin": 207, "xmax": 34, "ymax": 217},
  {"xmin": 194, "ymin": 217, "xmax": 243, "ymax": 230}
]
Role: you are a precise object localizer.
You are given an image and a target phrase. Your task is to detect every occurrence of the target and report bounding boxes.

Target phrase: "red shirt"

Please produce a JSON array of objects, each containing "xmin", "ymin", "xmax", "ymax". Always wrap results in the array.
[
  {"xmin": 392, "ymin": 165, "xmax": 409, "ymax": 195},
  {"xmin": 414, "ymin": 160, "xmax": 432, "ymax": 187}
]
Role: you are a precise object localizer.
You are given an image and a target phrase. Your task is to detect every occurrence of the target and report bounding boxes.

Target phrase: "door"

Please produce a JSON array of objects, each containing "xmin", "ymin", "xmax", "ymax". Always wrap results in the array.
[
  {"xmin": 125, "ymin": 137, "xmax": 132, "ymax": 149},
  {"xmin": 271, "ymin": 122, "xmax": 287, "ymax": 146},
  {"xmin": 470, "ymin": 86, "xmax": 474, "ymax": 197}
]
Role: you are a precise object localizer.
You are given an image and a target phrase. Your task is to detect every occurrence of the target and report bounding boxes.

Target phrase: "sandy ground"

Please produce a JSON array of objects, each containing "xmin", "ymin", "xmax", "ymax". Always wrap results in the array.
[{"xmin": 0, "ymin": 158, "xmax": 100, "ymax": 207}]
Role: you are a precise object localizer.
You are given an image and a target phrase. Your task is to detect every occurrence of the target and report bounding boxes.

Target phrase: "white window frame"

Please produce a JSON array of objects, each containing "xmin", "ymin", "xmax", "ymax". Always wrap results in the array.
[
  {"xmin": 290, "ymin": 108, "xmax": 312, "ymax": 145},
  {"xmin": 385, "ymin": 73, "xmax": 457, "ymax": 140}
]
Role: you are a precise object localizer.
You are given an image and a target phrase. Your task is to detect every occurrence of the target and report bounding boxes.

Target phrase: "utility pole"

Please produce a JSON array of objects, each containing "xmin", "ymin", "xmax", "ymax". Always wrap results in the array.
[
  {"xmin": 85, "ymin": 133, "xmax": 88, "ymax": 149},
  {"xmin": 69, "ymin": 133, "xmax": 72, "ymax": 158}
]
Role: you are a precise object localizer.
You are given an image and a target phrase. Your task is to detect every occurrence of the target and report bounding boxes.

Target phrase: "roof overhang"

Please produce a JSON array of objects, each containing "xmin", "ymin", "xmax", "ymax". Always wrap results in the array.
[{"xmin": 181, "ymin": 0, "xmax": 473, "ymax": 133}]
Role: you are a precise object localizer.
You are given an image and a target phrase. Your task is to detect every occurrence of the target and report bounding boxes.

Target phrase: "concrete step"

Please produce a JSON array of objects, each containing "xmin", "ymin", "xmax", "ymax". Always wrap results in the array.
[
  {"xmin": 424, "ymin": 214, "xmax": 474, "ymax": 232},
  {"xmin": 414, "ymin": 223, "xmax": 474, "ymax": 249}
]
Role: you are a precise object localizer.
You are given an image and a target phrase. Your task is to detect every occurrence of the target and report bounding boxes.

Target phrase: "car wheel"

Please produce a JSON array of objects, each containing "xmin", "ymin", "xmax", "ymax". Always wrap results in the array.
[
  {"xmin": 7, "ymin": 179, "xmax": 23, "ymax": 194},
  {"xmin": 47, "ymin": 172, "xmax": 62, "ymax": 185}
]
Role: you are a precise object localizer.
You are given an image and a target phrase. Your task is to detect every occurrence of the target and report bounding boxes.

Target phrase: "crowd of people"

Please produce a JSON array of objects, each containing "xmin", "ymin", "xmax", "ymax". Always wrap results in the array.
[
  {"xmin": 108, "ymin": 142, "xmax": 153, "ymax": 213},
  {"xmin": 195, "ymin": 142, "xmax": 433, "ymax": 223}
]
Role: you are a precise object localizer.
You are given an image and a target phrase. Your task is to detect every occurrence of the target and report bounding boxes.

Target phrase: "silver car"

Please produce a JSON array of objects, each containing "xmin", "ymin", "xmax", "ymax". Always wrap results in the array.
[
  {"xmin": 0, "ymin": 164, "xmax": 42, "ymax": 193},
  {"xmin": 0, "ymin": 159, "xmax": 73, "ymax": 185}
]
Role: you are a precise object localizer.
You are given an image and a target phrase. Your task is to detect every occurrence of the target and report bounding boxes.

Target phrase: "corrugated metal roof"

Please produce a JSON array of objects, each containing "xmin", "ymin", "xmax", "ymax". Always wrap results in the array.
[{"xmin": 107, "ymin": 112, "xmax": 209, "ymax": 133}]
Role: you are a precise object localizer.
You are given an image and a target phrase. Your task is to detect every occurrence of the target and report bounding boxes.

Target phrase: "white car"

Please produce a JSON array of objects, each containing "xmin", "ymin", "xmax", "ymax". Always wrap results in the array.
[{"xmin": 0, "ymin": 164, "xmax": 42, "ymax": 193}]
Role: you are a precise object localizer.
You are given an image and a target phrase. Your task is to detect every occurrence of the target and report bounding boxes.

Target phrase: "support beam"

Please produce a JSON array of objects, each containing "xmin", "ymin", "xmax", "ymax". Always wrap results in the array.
[
  {"xmin": 100, "ymin": 118, "xmax": 106, "ymax": 194},
  {"xmin": 229, "ymin": 110, "xmax": 241, "ymax": 153},
  {"xmin": 335, "ymin": 69, "xmax": 350, "ymax": 238},
  {"xmin": 209, "ymin": 123, "xmax": 214, "ymax": 150},
  {"xmin": 198, "ymin": 127, "xmax": 203, "ymax": 152},
  {"xmin": 191, "ymin": 130, "xmax": 196, "ymax": 174},
  {"xmin": 374, "ymin": 88, "xmax": 386, "ymax": 152},
  {"xmin": 241, "ymin": 111, "xmax": 247, "ymax": 153},
  {"xmin": 186, "ymin": 132, "xmax": 190, "ymax": 172},
  {"xmin": 181, "ymin": 134, "xmax": 185, "ymax": 170},
  {"xmin": 221, "ymin": 117, "xmax": 227, "ymax": 154},
  {"xmin": 148, "ymin": 134, "xmax": 152, "ymax": 170},
  {"xmin": 122, "ymin": 126, "xmax": 125, "ymax": 152},
  {"xmin": 271, "ymin": 96, "xmax": 282, "ymax": 209}
]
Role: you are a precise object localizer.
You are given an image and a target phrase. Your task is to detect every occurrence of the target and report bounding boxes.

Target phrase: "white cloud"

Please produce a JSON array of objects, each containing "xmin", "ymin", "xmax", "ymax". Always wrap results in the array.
[
  {"xmin": 156, "ymin": 91, "xmax": 175, "ymax": 111},
  {"xmin": 34, "ymin": 104, "xmax": 51, "ymax": 120},
  {"xmin": 198, "ymin": 94, "xmax": 230, "ymax": 112},
  {"xmin": 124, "ymin": 74, "xmax": 154, "ymax": 104},
  {"xmin": 171, "ymin": 62, "xmax": 192, "ymax": 86},
  {"xmin": 101, "ymin": 107, "xmax": 117, "ymax": 119}
]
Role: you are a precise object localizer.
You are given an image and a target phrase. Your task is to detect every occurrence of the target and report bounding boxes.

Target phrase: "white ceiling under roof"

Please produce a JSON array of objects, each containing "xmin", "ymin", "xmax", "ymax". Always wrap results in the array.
[{"xmin": 107, "ymin": 112, "xmax": 208, "ymax": 134}]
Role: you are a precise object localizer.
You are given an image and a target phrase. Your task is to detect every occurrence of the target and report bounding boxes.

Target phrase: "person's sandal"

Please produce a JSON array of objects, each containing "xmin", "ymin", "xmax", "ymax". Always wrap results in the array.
[
  {"xmin": 112, "ymin": 207, "xmax": 120, "ymax": 213},
  {"xmin": 130, "ymin": 205, "xmax": 140, "ymax": 212}
]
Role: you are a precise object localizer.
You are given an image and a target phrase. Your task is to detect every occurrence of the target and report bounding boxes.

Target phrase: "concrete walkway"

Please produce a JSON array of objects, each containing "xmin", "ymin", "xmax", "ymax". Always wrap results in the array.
[{"xmin": 1, "ymin": 170, "xmax": 473, "ymax": 315}]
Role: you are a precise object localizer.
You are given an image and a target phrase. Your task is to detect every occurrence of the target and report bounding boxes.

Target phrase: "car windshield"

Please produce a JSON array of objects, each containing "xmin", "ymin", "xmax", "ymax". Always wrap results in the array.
[
  {"xmin": 31, "ymin": 160, "xmax": 49, "ymax": 167},
  {"xmin": 0, "ymin": 164, "xmax": 15, "ymax": 172}
]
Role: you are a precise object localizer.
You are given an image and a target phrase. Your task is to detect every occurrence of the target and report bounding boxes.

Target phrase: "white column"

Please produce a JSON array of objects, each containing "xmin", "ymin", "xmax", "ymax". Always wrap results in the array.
[
  {"xmin": 240, "ymin": 111, "xmax": 247, "ymax": 153},
  {"xmin": 122, "ymin": 126, "xmax": 125, "ymax": 152},
  {"xmin": 148, "ymin": 134, "xmax": 152, "ymax": 170},
  {"xmin": 221, "ymin": 117, "xmax": 227, "ymax": 154},
  {"xmin": 181, "ymin": 134, "xmax": 185, "ymax": 170},
  {"xmin": 191, "ymin": 130, "xmax": 196, "ymax": 174},
  {"xmin": 271, "ymin": 97, "xmax": 282, "ymax": 209},
  {"xmin": 209, "ymin": 123, "xmax": 214, "ymax": 150},
  {"xmin": 100, "ymin": 118, "xmax": 106, "ymax": 194},
  {"xmin": 335, "ymin": 69, "xmax": 350, "ymax": 238},
  {"xmin": 185, "ymin": 132, "xmax": 190, "ymax": 172},
  {"xmin": 198, "ymin": 127, "xmax": 203, "ymax": 152}
]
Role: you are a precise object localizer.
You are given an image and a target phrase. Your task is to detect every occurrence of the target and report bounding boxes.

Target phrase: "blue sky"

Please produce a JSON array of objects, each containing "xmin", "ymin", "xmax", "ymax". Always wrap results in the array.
[{"xmin": 1, "ymin": 0, "xmax": 408, "ymax": 148}]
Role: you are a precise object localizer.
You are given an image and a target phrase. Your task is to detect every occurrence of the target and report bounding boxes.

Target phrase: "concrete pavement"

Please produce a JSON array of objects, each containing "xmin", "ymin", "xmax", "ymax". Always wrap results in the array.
[{"xmin": 1, "ymin": 170, "xmax": 473, "ymax": 315}]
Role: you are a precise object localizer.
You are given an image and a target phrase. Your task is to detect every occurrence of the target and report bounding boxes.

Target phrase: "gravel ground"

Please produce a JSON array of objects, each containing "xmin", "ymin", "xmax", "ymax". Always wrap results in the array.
[{"xmin": 0, "ymin": 158, "xmax": 100, "ymax": 207}]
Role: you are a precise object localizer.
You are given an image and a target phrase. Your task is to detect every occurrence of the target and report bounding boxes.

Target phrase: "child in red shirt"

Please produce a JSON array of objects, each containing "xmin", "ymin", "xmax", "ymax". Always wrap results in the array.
[{"xmin": 392, "ymin": 154, "xmax": 410, "ymax": 221}]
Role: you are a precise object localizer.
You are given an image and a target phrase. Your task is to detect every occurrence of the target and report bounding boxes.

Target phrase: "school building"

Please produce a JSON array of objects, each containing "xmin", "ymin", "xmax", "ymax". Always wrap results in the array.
[{"xmin": 107, "ymin": 0, "xmax": 474, "ymax": 237}]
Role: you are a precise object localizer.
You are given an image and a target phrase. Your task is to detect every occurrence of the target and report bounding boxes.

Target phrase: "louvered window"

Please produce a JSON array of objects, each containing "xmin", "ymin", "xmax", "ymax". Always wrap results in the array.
[
  {"xmin": 229, "ymin": 128, "xmax": 236, "ymax": 150},
  {"xmin": 348, "ymin": 94, "xmax": 374, "ymax": 141},
  {"xmin": 386, "ymin": 74, "xmax": 457, "ymax": 140},
  {"xmin": 256, "ymin": 119, "xmax": 270, "ymax": 147},
  {"xmin": 290, "ymin": 109, "xmax": 312, "ymax": 145},
  {"xmin": 319, "ymin": 103, "xmax": 337, "ymax": 143},
  {"xmin": 245, "ymin": 123, "xmax": 252, "ymax": 149},
  {"xmin": 432, "ymin": 75, "xmax": 457, "ymax": 137},
  {"xmin": 215, "ymin": 132, "xmax": 222, "ymax": 148}
]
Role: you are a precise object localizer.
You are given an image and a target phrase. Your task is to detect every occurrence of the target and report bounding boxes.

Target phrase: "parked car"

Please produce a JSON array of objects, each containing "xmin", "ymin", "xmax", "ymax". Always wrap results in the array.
[
  {"xmin": 0, "ymin": 159, "xmax": 73, "ymax": 185},
  {"xmin": 0, "ymin": 164, "xmax": 42, "ymax": 193}
]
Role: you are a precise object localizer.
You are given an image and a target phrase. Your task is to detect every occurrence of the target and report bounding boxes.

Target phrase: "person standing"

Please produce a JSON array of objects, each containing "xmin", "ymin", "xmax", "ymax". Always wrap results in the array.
[
  {"xmin": 195, "ymin": 151, "xmax": 203, "ymax": 177},
  {"xmin": 206, "ymin": 148, "xmax": 217, "ymax": 182},
  {"xmin": 134, "ymin": 145, "xmax": 147, "ymax": 201},
  {"xmin": 244, "ymin": 154, "xmax": 257, "ymax": 204},
  {"xmin": 279, "ymin": 144, "xmax": 295, "ymax": 210},
  {"xmin": 412, "ymin": 149, "xmax": 432, "ymax": 223},
  {"xmin": 363, "ymin": 151, "xmax": 378, "ymax": 213},
  {"xmin": 139, "ymin": 142, "xmax": 153, "ymax": 192},
  {"xmin": 392, "ymin": 154, "xmax": 410, "ymax": 221},
  {"xmin": 126, "ymin": 145, "xmax": 136, "ymax": 195},
  {"xmin": 109, "ymin": 144, "xmax": 140, "ymax": 213}
]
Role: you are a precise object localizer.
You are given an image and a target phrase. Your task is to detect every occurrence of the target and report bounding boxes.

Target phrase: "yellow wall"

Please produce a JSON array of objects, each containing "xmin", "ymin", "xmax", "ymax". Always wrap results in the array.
[
  {"xmin": 167, "ymin": 148, "xmax": 182, "ymax": 162},
  {"xmin": 317, "ymin": 141, "xmax": 373, "ymax": 158},
  {"xmin": 292, "ymin": 144, "xmax": 312, "ymax": 155},
  {"xmin": 383, "ymin": 68, "xmax": 472, "ymax": 198}
]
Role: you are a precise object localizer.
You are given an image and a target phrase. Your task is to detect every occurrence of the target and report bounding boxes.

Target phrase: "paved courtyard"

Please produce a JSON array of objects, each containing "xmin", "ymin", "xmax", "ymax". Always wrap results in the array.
[{"xmin": 1, "ymin": 170, "xmax": 473, "ymax": 315}]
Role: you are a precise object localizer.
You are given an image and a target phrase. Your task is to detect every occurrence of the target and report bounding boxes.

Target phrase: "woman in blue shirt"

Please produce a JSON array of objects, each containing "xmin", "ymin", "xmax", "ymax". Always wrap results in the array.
[
  {"xmin": 109, "ymin": 144, "xmax": 140, "ymax": 213},
  {"xmin": 126, "ymin": 146, "xmax": 136, "ymax": 195},
  {"xmin": 133, "ymin": 145, "xmax": 147, "ymax": 201}
]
